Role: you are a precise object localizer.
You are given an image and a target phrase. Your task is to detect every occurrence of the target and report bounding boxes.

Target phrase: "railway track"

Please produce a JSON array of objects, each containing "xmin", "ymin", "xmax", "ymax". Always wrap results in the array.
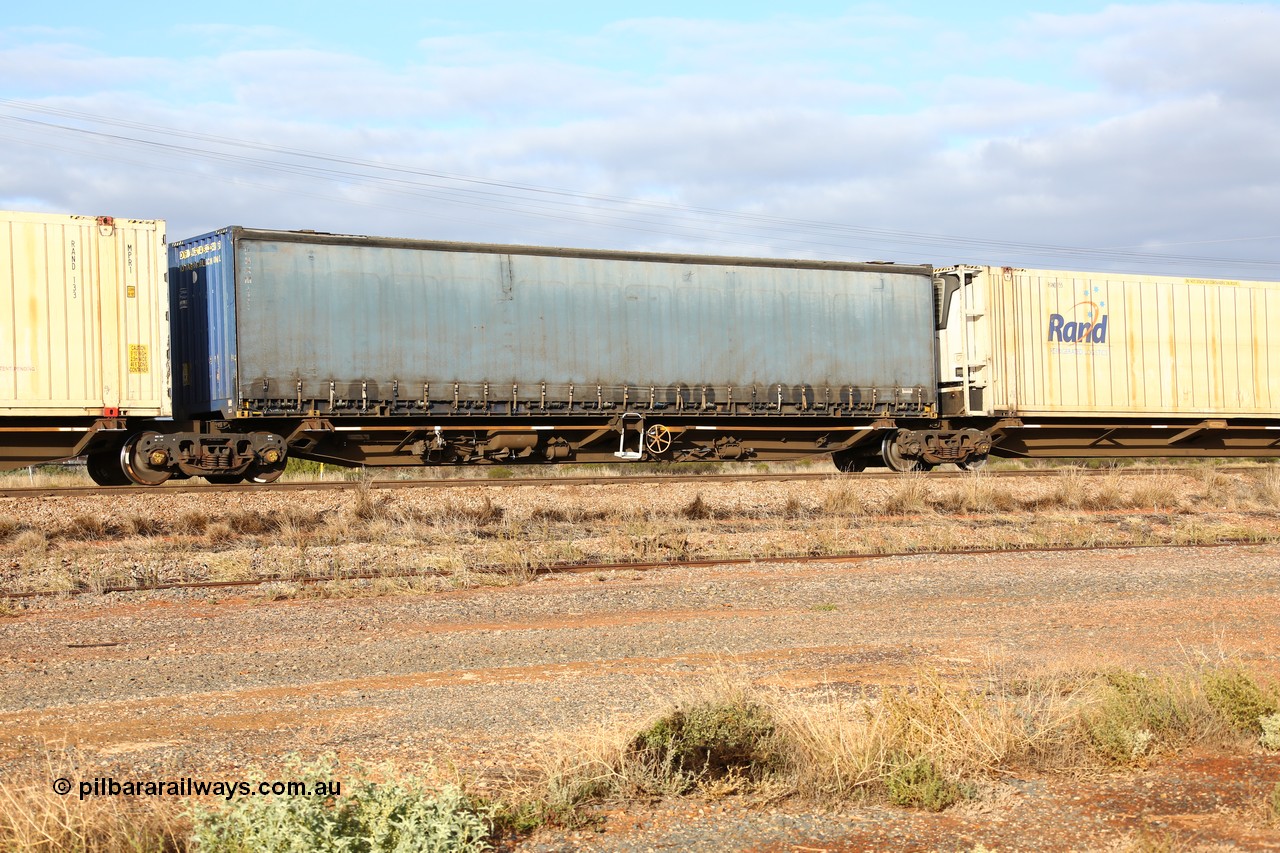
[
  {"xmin": 4, "ymin": 537, "xmax": 1275, "ymax": 601},
  {"xmin": 0, "ymin": 464, "xmax": 1266, "ymax": 499}
]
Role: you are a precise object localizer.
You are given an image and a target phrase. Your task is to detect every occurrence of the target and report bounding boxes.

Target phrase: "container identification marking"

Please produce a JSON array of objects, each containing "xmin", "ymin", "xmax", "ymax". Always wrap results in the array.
[
  {"xmin": 177, "ymin": 243, "xmax": 222, "ymax": 271},
  {"xmin": 177, "ymin": 243, "xmax": 219, "ymax": 261}
]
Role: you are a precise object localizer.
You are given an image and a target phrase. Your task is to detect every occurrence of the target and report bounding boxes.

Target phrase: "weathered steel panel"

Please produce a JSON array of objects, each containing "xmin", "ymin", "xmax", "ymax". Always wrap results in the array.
[
  {"xmin": 0, "ymin": 210, "xmax": 169, "ymax": 417},
  {"xmin": 170, "ymin": 228, "xmax": 938, "ymax": 417},
  {"xmin": 946, "ymin": 265, "xmax": 1280, "ymax": 416}
]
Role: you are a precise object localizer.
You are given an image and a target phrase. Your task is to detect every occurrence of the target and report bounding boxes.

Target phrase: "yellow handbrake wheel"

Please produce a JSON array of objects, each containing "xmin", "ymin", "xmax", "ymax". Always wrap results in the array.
[{"xmin": 645, "ymin": 424, "xmax": 673, "ymax": 455}]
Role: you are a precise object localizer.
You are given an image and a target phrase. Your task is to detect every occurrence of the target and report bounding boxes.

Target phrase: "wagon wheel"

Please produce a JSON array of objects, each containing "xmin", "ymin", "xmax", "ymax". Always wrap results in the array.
[
  {"xmin": 86, "ymin": 445, "xmax": 131, "ymax": 486},
  {"xmin": 644, "ymin": 424, "xmax": 673, "ymax": 456},
  {"xmin": 246, "ymin": 460, "xmax": 287, "ymax": 484},
  {"xmin": 881, "ymin": 435, "xmax": 932, "ymax": 473},
  {"xmin": 831, "ymin": 449, "xmax": 870, "ymax": 473},
  {"xmin": 120, "ymin": 431, "xmax": 172, "ymax": 486},
  {"xmin": 247, "ymin": 437, "xmax": 287, "ymax": 484}
]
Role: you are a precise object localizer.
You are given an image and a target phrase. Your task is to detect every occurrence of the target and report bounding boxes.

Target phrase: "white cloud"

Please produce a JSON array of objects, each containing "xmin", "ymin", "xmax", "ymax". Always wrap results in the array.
[
  {"xmin": 1033, "ymin": 3, "xmax": 1280, "ymax": 102},
  {"xmin": 0, "ymin": 4, "xmax": 1277, "ymax": 277},
  {"xmin": 0, "ymin": 43, "xmax": 172, "ymax": 93}
]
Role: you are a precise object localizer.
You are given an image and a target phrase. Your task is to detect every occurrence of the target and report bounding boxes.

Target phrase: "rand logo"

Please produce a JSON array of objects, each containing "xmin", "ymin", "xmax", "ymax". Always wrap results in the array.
[{"xmin": 1048, "ymin": 287, "xmax": 1108, "ymax": 344}]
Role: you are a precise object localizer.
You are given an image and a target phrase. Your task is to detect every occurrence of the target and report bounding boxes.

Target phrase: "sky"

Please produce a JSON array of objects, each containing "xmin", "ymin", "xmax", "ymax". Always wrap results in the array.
[{"xmin": 1, "ymin": 1, "xmax": 1278, "ymax": 277}]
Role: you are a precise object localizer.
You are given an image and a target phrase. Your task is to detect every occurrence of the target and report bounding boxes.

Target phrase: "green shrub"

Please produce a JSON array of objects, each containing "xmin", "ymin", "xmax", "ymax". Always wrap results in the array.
[
  {"xmin": 284, "ymin": 458, "xmax": 329, "ymax": 477},
  {"xmin": 884, "ymin": 754, "xmax": 962, "ymax": 812},
  {"xmin": 629, "ymin": 700, "xmax": 778, "ymax": 792},
  {"xmin": 1082, "ymin": 671, "xmax": 1196, "ymax": 765},
  {"xmin": 1203, "ymin": 667, "xmax": 1279, "ymax": 735},
  {"xmin": 1260, "ymin": 714, "xmax": 1280, "ymax": 750},
  {"xmin": 191, "ymin": 758, "xmax": 491, "ymax": 852}
]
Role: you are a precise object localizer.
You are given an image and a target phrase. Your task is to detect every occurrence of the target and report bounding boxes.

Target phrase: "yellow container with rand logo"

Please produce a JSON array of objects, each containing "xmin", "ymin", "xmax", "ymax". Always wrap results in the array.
[{"xmin": 0, "ymin": 210, "xmax": 170, "ymax": 418}]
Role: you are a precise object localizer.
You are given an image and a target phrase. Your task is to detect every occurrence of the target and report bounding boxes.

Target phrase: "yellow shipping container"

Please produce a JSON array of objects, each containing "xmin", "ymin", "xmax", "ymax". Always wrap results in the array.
[
  {"xmin": 938, "ymin": 265, "xmax": 1280, "ymax": 417},
  {"xmin": 0, "ymin": 211, "xmax": 169, "ymax": 418}
]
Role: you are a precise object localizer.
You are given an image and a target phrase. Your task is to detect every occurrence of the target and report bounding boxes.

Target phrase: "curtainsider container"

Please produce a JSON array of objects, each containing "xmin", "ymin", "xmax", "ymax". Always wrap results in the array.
[
  {"xmin": 0, "ymin": 211, "xmax": 169, "ymax": 418},
  {"xmin": 169, "ymin": 227, "xmax": 939, "ymax": 421},
  {"xmin": 938, "ymin": 265, "xmax": 1280, "ymax": 417}
]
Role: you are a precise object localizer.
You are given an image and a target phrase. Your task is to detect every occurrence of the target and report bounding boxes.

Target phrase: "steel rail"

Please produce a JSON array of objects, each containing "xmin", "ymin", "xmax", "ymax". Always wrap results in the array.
[
  {"xmin": 0, "ymin": 464, "xmax": 1266, "ymax": 499},
  {"xmin": 4, "ymin": 537, "xmax": 1275, "ymax": 600}
]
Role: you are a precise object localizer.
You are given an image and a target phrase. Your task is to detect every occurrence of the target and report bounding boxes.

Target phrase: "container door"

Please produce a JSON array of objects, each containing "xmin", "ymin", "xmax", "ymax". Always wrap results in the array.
[
  {"xmin": 1, "ymin": 214, "xmax": 105, "ymax": 414},
  {"xmin": 113, "ymin": 221, "xmax": 167, "ymax": 413},
  {"xmin": 91, "ymin": 218, "xmax": 169, "ymax": 416}
]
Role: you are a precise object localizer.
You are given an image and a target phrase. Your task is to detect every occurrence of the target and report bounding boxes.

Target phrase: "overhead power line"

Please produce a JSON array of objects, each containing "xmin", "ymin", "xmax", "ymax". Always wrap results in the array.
[{"xmin": 0, "ymin": 98, "xmax": 1276, "ymax": 274}]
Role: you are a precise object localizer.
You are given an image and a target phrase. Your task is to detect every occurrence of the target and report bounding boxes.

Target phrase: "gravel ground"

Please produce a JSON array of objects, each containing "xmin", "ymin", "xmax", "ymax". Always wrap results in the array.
[{"xmin": 2, "ymin": 477, "xmax": 1280, "ymax": 849}]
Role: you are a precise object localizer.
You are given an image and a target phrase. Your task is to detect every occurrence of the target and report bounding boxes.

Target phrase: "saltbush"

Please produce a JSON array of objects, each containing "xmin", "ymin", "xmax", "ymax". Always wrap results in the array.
[
  {"xmin": 1202, "ymin": 667, "xmax": 1279, "ymax": 735},
  {"xmin": 1260, "ymin": 714, "xmax": 1280, "ymax": 751},
  {"xmin": 191, "ymin": 758, "xmax": 491, "ymax": 853},
  {"xmin": 1081, "ymin": 671, "xmax": 1196, "ymax": 765},
  {"xmin": 884, "ymin": 754, "xmax": 962, "ymax": 812}
]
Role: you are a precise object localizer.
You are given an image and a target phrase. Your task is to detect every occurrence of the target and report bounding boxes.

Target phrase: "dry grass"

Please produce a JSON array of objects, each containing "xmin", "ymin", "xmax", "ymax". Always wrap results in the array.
[
  {"xmin": 11, "ymin": 529, "xmax": 47, "ymax": 555},
  {"xmin": 511, "ymin": 661, "xmax": 1276, "ymax": 825},
  {"xmin": 819, "ymin": 478, "xmax": 868, "ymax": 516},
  {"xmin": 881, "ymin": 473, "xmax": 931, "ymax": 515},
  {"xmin": 0, "ymin": 521, "xmax": 1256, "ymax": 595},
  {"xmin": 1, "ymin": 663, "xmax": 1276, "ymax": 846},
  {"xmin": 175, "ymin": 510, "xmax": 209, "ymax": 534},
  {"xmin": 933, "ymin": 472, "xmax": 1020, "ymax": 513},
  {"xmin": 7, "ymin": 503, "xmax": 1273, "ymax": 597},
  {"xmin": 0, "ymin": 765, "xmax": 188, "ymax": 852},
  {"xmin": 0, "ymin": 465, "xmax": 89, "ymax": 489},
  {"xmin": 1041, "ymin": 467, "xmax": 1088, "ymax": 510},
  {"xmin": 1126, "ymin": 473, "xmax": 1185, "ymax": 511},
  {"xmin": 1252, "ymin": 468, "xmax": 1280, "ymax": 507},
  {"xmin": 124, "ymin": 515, "xmax": 166, "ymax": 537},
  {"xmin": 61, "ymin": 514, "xmax": 117, "ymax": 541},
  {"xmin": 6, "ymin": 468, "xmax": 1280, "ymax": 596},
  {"xmin": 777, "ymin": 667, "xmax": 1088, "ymax": 803}
]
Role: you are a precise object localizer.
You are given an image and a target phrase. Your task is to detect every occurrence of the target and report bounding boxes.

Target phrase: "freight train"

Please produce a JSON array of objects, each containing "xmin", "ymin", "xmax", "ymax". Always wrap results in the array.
[{"xmin": 4, "ymin": 210, "xmax": 1280, "ymax": 486}]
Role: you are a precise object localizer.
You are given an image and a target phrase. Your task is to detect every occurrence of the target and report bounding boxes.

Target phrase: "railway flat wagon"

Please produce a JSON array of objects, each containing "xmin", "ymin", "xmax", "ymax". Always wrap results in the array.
[
  {"xmin": 159, "ymin": 227, "xmax": 960, "ymax": 479},
  {"xmin": 937, "ymin": 265, "xmax": 1280, "ymax": 459},
  {"xmin": 0, "ymin": 210, "xmax": 169, "ymax": 473}
]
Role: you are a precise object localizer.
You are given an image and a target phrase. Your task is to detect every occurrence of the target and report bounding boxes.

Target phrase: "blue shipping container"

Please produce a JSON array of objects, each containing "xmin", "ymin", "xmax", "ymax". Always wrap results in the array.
[{"xmin": 169, "ymin": 228, "xmax": 938, "ymax": 418}]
